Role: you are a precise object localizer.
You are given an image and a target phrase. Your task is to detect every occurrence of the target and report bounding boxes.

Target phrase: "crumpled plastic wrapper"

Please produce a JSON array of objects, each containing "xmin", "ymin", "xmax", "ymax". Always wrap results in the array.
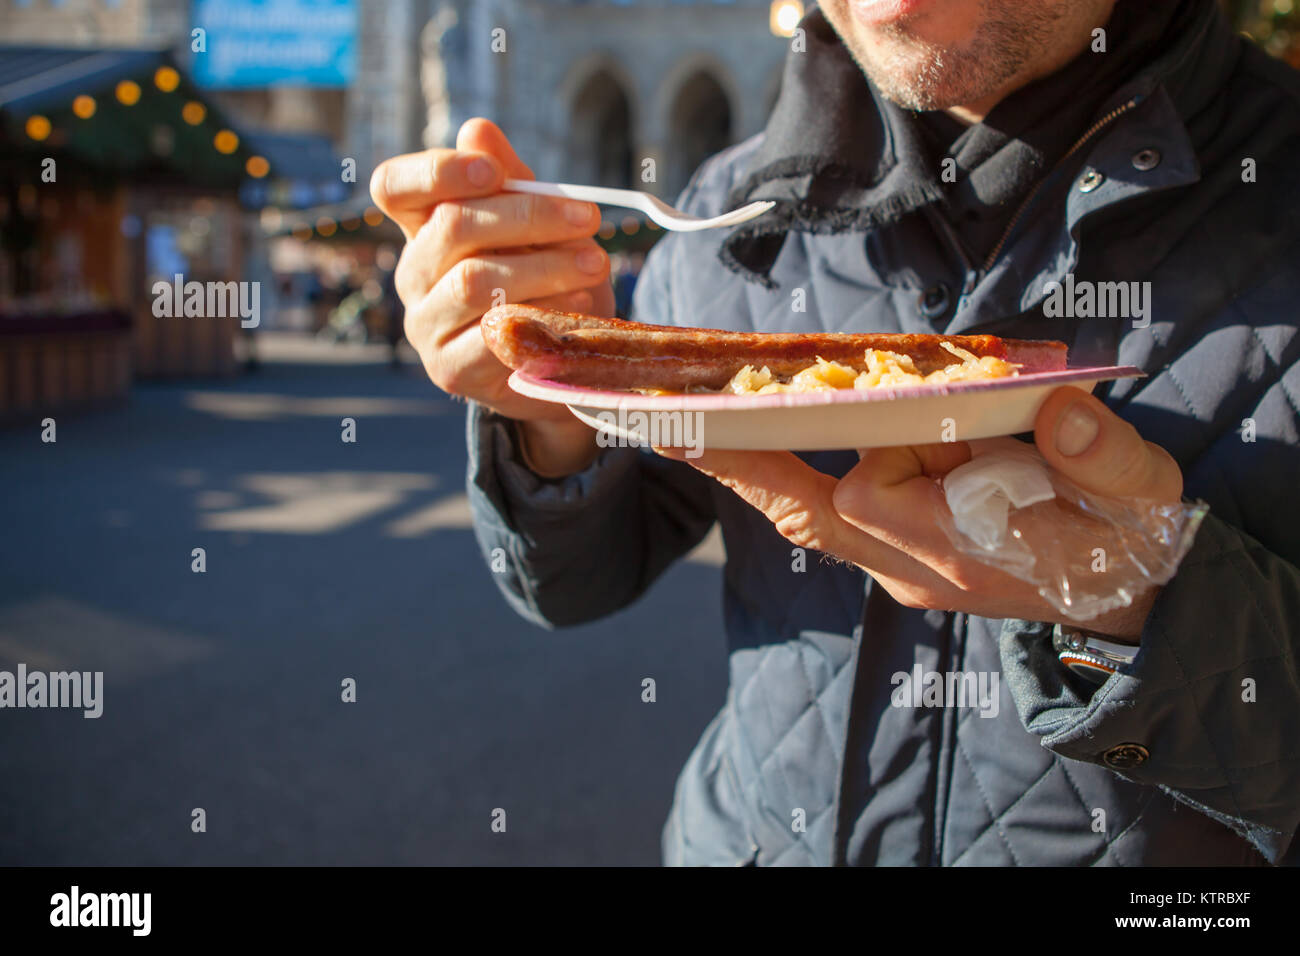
[{"xmin": 935, "ymin": 438, "xmax": 1209, "ymax": 622}]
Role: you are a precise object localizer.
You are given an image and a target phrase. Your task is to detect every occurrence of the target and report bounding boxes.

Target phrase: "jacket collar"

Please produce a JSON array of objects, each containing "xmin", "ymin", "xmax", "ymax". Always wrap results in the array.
[
  {"xmin": 720, "ymin": 0, "xmax": 1238, "ymax": 290},
  {"xmin": 942, "ymin": 1, "xmax": 1240, "ymax": 335}
]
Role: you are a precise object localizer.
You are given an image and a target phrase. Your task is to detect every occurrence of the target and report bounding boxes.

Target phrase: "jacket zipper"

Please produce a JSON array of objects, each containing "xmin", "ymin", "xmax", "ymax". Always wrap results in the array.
[
  {"xmin": 931, "ymin": 611, "xmax": 972, "ymax": 866},
  {"xmin": 922, "ymin": 204, "xmax": 978, "ymax": 313},
  {"xmin": 921, "ymin": 97, "xmax": 1142, "ymax": 865},
  {"xmin": 927, "ymin": 613, "xmax": 955, "ymax": 866},
  {"xmin": 980, "ymin": 96, "xmax": 1142, "ymax": 274}
]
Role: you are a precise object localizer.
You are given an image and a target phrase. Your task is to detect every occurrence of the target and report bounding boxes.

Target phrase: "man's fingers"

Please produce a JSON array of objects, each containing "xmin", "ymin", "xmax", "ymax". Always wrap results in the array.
[
  {"xmin": 852, "ymin": 442, "xmax": 972, "ymax": 483},
  {"xmin": 406, "ymin": 240, "xmax": 609, "ymax": 346},
  {"xmin": 675, "ymin": 450, "xmax": 850, "ymax": 555},
  {"xmin": 370, "ymin": 119, "xmax": 538, "ymax": 240},
  {"xmin": 421, "ymin": 325, "xmax": 571, "ymax": 421},
  {"xmin": 416, "ymin": 322, "xmax": 507, "ymax": 397},
  {"xmin": 370, "ymin": 149, "xmax": 505, "ymax": 238},
  {"xmin": 524, "ymin": 289, "xmax": 596, "ymax": 313},
  {"xmin": 456, "ymin": 117, "xmax": 535, "ymax": 180},
  {"xmin": 1034, "ymin": 387, "xmax": 1183, "ymax": 501},
  {"xmin": 433, "ymin": 193, "xmax": 601, "ymax": 256},
  {"xmin": 436, "ymin": 244, "xmax": 609, "ymax": 336},
  {"xmin": 396, "ymin": 194, "xmax": 601, "ymax": 298},
  {"xmin": 665, "ymin": 449, "xmax": 922, "ymax": 580},
  {"xmin": 663, "ymin": 447, "xmax": 973, "ymax": 602},
  {"xmin": 832, "ymin": 446, "xmax": 963, "ymax": 563}
]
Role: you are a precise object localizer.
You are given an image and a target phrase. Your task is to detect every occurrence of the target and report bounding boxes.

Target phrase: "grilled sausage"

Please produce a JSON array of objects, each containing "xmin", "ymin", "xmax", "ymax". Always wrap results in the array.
[{"xmin": 481, "ymin": 304, "xmax": 1068, "ymax": 391}]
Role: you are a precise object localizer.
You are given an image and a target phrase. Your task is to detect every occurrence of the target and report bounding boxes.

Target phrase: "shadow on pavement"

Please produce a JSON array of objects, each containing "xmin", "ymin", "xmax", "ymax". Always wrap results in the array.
[{"xmin": 0, "ymin": 335, "xmax": 727, "ymax": 865}]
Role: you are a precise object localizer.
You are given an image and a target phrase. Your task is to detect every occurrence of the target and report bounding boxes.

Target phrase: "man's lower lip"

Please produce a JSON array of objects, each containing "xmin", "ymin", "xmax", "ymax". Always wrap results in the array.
[{"xmin": 849, "ymin": 0, "xmax": 930, "ymax": 25}]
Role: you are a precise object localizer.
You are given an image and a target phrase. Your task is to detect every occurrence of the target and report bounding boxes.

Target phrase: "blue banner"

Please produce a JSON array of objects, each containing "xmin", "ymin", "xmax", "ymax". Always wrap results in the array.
[{"xmin": 191, "ymin": 0, "xmax": 357, "ymax": 88}]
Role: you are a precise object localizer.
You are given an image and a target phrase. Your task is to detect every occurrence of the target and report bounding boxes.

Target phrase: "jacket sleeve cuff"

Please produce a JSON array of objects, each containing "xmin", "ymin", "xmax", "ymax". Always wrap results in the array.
[
  {"xmin": 999, "ymin": 512, "xmax": 1300, "ymax": 862},
  {"xmin": 466, "ymin": 401, "xmax": 640, "ymax": 538}
]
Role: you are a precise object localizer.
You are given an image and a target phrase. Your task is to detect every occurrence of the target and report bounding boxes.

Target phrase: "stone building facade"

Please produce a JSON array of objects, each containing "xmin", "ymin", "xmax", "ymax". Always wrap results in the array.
[
  {"xmin": 0, "ymin": 0, "xmax": 409, "ymax": 184},
  {"xmin": 1, "ymin": 0, "xmax": 791, "ymax": 198},
  {"xmin": 422, "ymin": 0, "xmax": 792, "ymax": 197}
]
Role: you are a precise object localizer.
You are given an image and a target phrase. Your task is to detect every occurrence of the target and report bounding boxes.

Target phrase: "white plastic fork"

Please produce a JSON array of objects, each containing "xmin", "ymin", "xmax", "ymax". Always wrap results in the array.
[{"xmin": 502, "ymin": 178, "xmax": 775, "ymax": 232}]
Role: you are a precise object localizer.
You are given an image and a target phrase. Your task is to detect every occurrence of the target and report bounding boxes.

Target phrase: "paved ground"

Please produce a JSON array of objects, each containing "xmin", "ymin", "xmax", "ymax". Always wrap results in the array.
[{"xmin": 0, "ymin": 335, "xmax": 727, "ymax": 865}]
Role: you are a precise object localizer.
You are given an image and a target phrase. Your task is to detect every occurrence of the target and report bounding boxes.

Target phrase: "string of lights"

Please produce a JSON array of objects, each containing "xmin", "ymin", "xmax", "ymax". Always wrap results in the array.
[{"xmin": 20, "ymin": 64, "xmax": 267, "ymax": 180}]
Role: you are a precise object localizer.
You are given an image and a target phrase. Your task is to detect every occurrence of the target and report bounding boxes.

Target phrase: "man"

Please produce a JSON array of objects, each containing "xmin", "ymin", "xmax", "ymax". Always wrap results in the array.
[{"xmin": 372, "ymin": 0, "xmax": 1300, "ymax": 865}]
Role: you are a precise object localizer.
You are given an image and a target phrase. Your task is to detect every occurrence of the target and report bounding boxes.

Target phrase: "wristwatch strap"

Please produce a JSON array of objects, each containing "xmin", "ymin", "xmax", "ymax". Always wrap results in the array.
[{"xmin": 1053, "ymin": 624, "xmax": 1139, "ymax": 684}]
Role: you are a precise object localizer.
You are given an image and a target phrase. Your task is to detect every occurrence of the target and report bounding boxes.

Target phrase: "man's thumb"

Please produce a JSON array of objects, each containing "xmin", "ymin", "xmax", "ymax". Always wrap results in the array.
[
  {"xmin": 1033, "ymin": 387, "xmax": 1183, "ymax": 501},
  {"xmin": 455, "ymin": 117, "xmax": 534, "ymax": 180}
]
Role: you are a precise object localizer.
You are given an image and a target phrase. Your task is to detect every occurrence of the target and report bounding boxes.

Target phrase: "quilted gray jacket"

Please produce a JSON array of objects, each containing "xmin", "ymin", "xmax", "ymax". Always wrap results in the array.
[{"xmin": 467, "ymin": 3, "xmax": 1300, "ymax": 865}]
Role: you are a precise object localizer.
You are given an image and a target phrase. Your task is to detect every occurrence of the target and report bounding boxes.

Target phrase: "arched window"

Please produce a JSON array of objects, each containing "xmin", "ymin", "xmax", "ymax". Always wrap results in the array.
[
  {"xmin": 667, "ymin": 72, "xmax": 733, "ymax": 197},
  {"xmin": 568, "ymin": 71, "xmax": 634, "ymax": 190}
]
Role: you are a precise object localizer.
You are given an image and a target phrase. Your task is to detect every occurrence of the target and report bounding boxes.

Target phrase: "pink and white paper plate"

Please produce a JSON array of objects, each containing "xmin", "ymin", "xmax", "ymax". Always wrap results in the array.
[{"xmin": 508, "ymin": 366, "xmax": 1145, "ymax": 451}]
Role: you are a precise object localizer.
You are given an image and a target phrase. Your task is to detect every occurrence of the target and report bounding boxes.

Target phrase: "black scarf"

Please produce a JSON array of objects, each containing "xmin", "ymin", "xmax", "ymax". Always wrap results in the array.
[{"xmin": 720, "ymin": 0, "xmax": 1201, "ymax": 287}]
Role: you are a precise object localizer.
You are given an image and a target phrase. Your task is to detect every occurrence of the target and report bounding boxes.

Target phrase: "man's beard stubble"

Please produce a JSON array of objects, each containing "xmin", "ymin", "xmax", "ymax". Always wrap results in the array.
[{"xmin": 836, "ymin": 2, "xmax": 1074, "ymax": 112}]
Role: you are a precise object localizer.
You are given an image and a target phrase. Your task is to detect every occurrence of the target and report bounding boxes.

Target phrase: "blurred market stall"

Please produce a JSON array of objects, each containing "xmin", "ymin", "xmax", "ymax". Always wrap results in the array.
[{"xmin": 0, "ymin": 44, "xmax": 259, "ymax": 417}]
